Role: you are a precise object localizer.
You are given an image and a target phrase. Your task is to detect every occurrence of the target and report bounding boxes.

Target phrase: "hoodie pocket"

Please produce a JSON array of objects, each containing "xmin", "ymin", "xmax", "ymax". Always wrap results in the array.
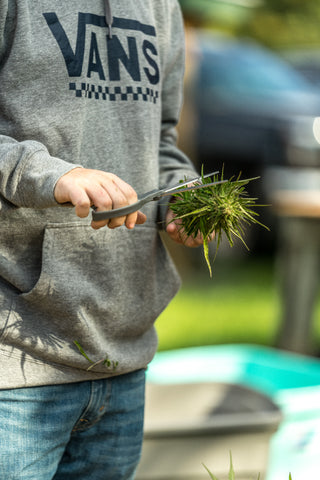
[{"xmin": 6, "ymin": 222, "xmax": 180, "ymax": 370}]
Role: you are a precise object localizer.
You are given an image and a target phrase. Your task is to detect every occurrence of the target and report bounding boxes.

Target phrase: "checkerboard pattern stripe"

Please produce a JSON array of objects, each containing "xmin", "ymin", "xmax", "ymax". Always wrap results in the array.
[{"xmin": 69, "ymin": 83, "xmax": 159, "ymax": 103}]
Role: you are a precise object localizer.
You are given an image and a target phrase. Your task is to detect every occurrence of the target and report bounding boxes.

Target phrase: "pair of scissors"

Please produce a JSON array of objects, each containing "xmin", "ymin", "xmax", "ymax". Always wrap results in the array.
[{"xmin": 92, "ymin": 171, "xmax": 226, "ymax": 221}]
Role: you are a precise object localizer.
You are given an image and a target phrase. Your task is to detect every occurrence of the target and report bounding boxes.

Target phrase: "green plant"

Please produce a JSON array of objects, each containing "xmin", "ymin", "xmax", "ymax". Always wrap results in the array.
[
  {"xmin": 169, "ymin": 170, "xmax": 268, "ymax": 277},
  {"xmin": 202, "ymin": 452, "xmax": 292, "ymax": 479},
  {"xmin": 203, "ymin": 452, "xmax": 237, "ymax": 480},
  {"xmin": 73, "ymin": 340, "xmax": 118, "ymax": 371}
]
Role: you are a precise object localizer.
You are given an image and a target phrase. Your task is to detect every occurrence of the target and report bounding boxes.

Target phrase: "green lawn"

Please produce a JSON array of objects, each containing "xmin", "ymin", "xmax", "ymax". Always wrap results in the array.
[{"xmin": 156, "ymin": 256, "xmax": 320, "ymax": 352}]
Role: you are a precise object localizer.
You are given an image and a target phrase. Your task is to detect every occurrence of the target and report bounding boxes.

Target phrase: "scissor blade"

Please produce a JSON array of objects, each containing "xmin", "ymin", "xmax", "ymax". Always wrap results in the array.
[
  {"xmin": 163, "ymin": 170, "xmax": 220, "ymax": 194},
  {"xmin": 91, "ymin": 172, "xmax": 223, "ymax": 222},
  {"xmin": 161, "ymin": 179, "xmax": 228, "ymax": 197}
]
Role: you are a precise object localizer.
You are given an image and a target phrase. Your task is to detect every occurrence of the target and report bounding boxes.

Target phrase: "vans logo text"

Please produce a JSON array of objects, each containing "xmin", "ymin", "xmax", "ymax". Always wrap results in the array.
[{"xmin": 43, "ymin": 12, "xmax": 160, "ymax": 102}]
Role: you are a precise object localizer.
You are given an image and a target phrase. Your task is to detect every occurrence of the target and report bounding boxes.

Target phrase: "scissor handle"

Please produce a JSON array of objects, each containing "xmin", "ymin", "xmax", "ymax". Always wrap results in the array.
[
  {"xmin": 91, "ymin": 171, "xmax": 222, "ymax": 222},
  {"xmin": 91, "ymin": 189, "xmax": 164, "ymax": 221}
]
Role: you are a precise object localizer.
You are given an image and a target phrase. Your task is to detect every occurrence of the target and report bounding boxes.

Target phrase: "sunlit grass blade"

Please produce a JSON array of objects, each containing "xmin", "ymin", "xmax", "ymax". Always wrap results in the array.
[
  {"xmin": 201, "ymin": 453, "xmax": 293, "ymax": 480},
  {"xmin": 228, "ymin": 452, "xmax": 235, "ymax": 480},
  {"xmin": 202, "ymin": 463, "xmax": 220, "ymax": 480}
]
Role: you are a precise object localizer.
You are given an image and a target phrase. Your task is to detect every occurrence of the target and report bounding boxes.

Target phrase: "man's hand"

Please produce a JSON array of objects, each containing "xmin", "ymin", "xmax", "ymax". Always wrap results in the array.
[
  {"xmin": 165, "ymin": 208, "xmax": 214, "ymax": 247},
  {"xmin": 54, "ymin": 168, "xmax": 146, "ymax": 230}
]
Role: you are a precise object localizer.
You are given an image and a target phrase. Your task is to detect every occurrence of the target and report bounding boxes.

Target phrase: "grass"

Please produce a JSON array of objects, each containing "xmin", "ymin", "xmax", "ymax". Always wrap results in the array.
[
  {"xmin": 156, "ymin": 254, "xmax": 320, "ymax": 353},
  {"xmin": 203, "ymin": 456, "xmax": 292, "ymax": 480}
]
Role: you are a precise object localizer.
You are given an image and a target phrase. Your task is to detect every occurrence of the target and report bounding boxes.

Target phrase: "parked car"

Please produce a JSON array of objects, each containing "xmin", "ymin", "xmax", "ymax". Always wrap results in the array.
[
  {"xmin": 283, "ymin": 48, "xmax": 320, "ymax": 87},
  {"xmin": 193, "ymin": 34, "xmax": 320, "ymax": 174},
  {"xmin": 189, "ymin": 35, "xmax": 320, "ymax": 251}
]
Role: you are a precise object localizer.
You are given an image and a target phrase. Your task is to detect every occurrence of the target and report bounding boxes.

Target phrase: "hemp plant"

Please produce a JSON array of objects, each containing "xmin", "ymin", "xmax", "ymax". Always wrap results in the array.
[{"xmin": 169, "ymin": 169, "xmax": 268, "ymax": 277}]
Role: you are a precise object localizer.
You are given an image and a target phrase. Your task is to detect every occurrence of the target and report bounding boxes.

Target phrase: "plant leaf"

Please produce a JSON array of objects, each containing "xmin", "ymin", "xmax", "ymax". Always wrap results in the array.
[
  {"xmin": 202, "ymin": 463, "xmax": 220, "ymax": 480},
  {"xmin": 203, "ymin": 237, "xmax": 212, "ymax": 278},
  {"xmin": 74, "ymin": 340, "xmax": 93, "ymax": 364},
  {"xmin": 228, "ymin": 452, "xmax": 235, "ymax": 480}
]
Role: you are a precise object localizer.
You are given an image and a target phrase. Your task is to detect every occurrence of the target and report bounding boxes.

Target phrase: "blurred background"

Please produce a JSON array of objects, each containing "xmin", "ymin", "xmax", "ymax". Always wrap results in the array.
[
  {"xmin": 139, "ymin": 2, "xmax": 320, "ymax": 480},
  {"xmin": 159, "ymin": 0, "xmax": 320, "ymax": 356}
]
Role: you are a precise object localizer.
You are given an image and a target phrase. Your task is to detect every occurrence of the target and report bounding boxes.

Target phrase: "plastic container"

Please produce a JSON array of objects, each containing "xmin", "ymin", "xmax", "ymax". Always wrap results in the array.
[
  {"xmin": 145, "ymin": 344, "xmax": 320, "ymax": 394},
  {"xmin": 137, "ymin": 381, "xmax": 282, "ymax": 480},
  {"xmin": 136, "ymin": 345, "xmax": 320, "ymax": 480}
]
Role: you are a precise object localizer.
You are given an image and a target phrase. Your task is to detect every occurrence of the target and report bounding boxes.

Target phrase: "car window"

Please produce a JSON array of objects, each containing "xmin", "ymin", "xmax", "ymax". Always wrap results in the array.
[{"xmin": 199, "ymin": 43, "xmax": 313, "ymax": 97}]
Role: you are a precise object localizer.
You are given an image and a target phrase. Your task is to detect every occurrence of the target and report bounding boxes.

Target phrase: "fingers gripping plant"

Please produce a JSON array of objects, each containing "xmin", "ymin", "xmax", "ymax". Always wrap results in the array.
[{"xmin": 169, "ymin": 170, "xmax": 269, "ymax": 277}]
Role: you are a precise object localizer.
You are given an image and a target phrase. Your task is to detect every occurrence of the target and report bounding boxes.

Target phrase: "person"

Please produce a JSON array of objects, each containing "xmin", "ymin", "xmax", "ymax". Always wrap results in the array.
[{"xmin": 0, "ymin": 1, "xmax": 210, "ymax": 479}]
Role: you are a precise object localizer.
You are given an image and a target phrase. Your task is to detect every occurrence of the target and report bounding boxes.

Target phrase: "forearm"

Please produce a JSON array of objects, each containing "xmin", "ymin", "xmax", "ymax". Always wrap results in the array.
[{"xmin": 0, "ymin": 135, "xmax": 80, "ymax": 211}]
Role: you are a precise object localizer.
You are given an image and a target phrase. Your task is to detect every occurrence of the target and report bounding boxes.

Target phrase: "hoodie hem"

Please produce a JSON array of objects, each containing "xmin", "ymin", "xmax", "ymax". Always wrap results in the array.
[{"xmin": 0, "ymin": 348, "xmax": 142, "ymax": 389}]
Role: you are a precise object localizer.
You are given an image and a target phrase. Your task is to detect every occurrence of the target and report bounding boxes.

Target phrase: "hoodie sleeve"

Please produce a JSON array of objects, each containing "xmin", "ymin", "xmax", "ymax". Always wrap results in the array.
[
  {"xmin": 0, "ymin": 1, "xmax": 8, "ymax": 61},
  {"xmin": 0, "ymin": 136, "xmax": 81, "ymax": 211},
  {"xmin": 0, "ymin": 4, "xmax": 79, "ymax": 212},
  {"xmin": 157, "ymin": 0, "xmax": 198, "ymax": 223}
]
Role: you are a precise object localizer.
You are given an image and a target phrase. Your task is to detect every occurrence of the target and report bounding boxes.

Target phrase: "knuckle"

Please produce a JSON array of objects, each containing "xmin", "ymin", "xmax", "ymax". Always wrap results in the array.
[
  {"xmin": 91, "ymin": 220, "xmax": 108, "ymax": 230},
  {"xmin": 129, "ymin": 190, "xmax": 138, "ymax": 203},
  {"xmin": 102, "ymin": 198, "xmax": 113, "ymax": 210},
  {"xmin": 77, "ymin": 198, "xmax": 90, "ymax": 208},
  {"xmin": 108, "ymin": 216, "xmax": 125, "ymax": 229}
]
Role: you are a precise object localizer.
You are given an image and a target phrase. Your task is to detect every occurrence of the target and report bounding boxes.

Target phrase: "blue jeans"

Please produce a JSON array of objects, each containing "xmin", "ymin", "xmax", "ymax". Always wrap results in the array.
[{"xmin": 0, "ymin": 369, "xmax": 146, "ymax": 480}]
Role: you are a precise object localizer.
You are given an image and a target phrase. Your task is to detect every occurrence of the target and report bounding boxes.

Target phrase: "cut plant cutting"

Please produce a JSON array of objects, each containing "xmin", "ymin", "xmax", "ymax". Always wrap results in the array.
[{"xmin": 168, "ymin": 170, "xmax": 268, "ymax": 277}]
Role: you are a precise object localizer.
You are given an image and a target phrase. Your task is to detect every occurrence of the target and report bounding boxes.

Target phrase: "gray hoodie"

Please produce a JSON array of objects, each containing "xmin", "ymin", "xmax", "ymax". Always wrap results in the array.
[{"xmin": 0, "ymin": 0, "xmax": 197, "ymax": 388}]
